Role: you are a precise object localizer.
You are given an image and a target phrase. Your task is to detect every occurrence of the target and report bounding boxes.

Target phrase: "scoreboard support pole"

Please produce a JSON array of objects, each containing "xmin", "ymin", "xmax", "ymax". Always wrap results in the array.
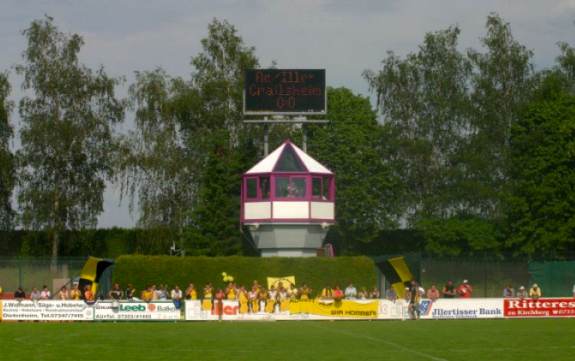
[{"xmin": 244, "ymin": 117, "xmax": 329, "ymax": 157}]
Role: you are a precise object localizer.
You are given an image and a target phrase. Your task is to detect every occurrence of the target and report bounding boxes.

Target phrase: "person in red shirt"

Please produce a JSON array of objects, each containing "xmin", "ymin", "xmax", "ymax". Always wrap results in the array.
[
  {"xmin": 456, "ymin": 280, "xmax": 473, "ymax": 298},
  {"xmin": 215, "ymin": 288, "xmax": 225, "ymax": 320},
  {"xmin": 426, "ymin": 284, "xmax": 440, "ymax": 302}
]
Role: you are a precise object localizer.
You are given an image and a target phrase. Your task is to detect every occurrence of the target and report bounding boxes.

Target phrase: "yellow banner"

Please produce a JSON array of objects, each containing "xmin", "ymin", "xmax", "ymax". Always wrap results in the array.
[
  {"xmin": 267, "ymin": 276, "xmax": 296, "ymax": 290},
  {"xmin": 289, "ymin": 299, "xmax": 378, "ymax": 318}
]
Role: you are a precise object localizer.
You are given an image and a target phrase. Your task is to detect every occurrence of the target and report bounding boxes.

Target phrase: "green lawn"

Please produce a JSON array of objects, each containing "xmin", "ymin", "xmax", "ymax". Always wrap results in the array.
[{"xmin": 0, "ymin": 319, "xmax": 573, "ymax": 361}]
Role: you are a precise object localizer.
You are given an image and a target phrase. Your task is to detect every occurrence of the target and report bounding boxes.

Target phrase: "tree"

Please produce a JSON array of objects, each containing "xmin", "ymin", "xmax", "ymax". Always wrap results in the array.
[
  {"xmin": 0, "ymin": 72, "xmax": 15, "ymax": 230},
  {"xmin": 119, "ymin": 69, "xmax": 197, "ymax": 252},
  {"xmin": 364, "ymin": 14, "xmax": 536, "ymax": 255},
  {"xmin": 181, "ymin": 19, "xmax": 260, "ymax": 255},
  {"xmin": 364, "ymin": 25, "xmax": 473, "ymax": 222},
  {"xmin": 307, "ymin": 88, "xmax": 401, "ymax": 253},
  {"xmin": 466, "ymin": 14, "xmax": 535, "ymax": 218},
  {"xmin": 505, "ymin": 75, "xmax": 575, "ymax": 258},
  {"xmin": 16, "ymin": 16, "xmax": 125, "ymax": 262}
]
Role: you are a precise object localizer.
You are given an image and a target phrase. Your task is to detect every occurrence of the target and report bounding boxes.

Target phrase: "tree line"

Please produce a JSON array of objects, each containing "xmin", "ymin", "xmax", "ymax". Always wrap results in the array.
[{"xmin": 1, "ymin": 14, "xmax": 574, "ymax": 260}]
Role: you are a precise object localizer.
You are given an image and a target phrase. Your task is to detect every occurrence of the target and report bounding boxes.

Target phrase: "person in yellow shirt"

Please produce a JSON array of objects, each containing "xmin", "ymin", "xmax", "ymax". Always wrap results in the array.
[
  {"xmin": 69, "ymin": 284, "xmax": 81, "ymax": 300},
  {"xmin": 202, "ymin": 283, "xmax": 213, "ymax": 312},
  {"xmin": 299, "ymin": 284, "xmax": 312, "ymax": 301},
  {"xmin": 185, "ymin": 283, "xmax": 198, "ymax": 300},
  {"xmin": 141, "ymin": 286, "xmax": 153, "ymax": 302},
  {"xmin": 226, "ymin": 283, "xmax": 237, "ymax": 300},
  {"xmin": 320, "ymin": 286, "xmax": 333, "ymax": 299},
  {"xmin": 529, "ymin": 283, "xmax": 542, "ymax": 300},
  {"xmin": 238, "ymin": 286, "xmax": 249, "ymax": 314}
]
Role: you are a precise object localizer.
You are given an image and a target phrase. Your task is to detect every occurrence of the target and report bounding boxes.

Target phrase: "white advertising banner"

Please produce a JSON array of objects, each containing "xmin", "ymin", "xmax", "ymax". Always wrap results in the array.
[
  {"xmin": 0, "ymin": 300, "xmax": 94, "ymax": 321},
  {"xmin": 377, "ymin": 299, "xmax": 408, "ymax": 320},
  {"xmin": 185, "ymin": 300, "xmax": 291, "ymax": 321},
  {"xmin": 419, "ymin": 298, "xmax": 504, "ymax": 319},
  {"xmin": 93, "ymin": 301, "xmax": 181, "ymax": 321}
]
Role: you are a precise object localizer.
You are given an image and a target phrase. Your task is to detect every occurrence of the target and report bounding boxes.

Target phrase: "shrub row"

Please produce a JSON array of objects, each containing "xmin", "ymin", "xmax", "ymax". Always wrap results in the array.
[{"xmin": 113, "ymin": 255, "xmax": 377, "ymax": 294}]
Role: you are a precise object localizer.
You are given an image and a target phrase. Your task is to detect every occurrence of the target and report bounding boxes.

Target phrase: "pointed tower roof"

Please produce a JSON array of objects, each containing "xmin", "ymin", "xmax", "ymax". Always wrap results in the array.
[{"xmin": 245, "ymin": 140, "xmax": 333, "ymax": 175}]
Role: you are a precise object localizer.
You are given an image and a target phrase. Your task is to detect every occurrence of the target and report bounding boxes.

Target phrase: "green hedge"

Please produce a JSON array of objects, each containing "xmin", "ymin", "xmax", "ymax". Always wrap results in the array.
[{"xmin": 113, "ymin": 255, "xmax": 377, "ymax": 296}]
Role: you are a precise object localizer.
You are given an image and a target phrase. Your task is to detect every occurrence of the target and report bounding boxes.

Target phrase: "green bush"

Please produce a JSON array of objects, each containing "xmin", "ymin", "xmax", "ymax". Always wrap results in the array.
[{"xmin": 113, "ymin": 255, "xmax": 377, "ymax": 296}]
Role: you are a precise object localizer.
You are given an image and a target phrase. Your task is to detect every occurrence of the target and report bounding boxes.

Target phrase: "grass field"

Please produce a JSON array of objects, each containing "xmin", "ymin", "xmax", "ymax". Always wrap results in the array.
[{"xmin": 0, "ymin": 319, "xmax": 573, "ymax": 361}]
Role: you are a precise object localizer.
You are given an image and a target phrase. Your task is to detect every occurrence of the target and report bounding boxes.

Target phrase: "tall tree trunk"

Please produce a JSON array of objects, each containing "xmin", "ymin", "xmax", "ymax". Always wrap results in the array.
[{"xmin": 51, "ymin": 230, "xmax": 60, "ymax": 272}]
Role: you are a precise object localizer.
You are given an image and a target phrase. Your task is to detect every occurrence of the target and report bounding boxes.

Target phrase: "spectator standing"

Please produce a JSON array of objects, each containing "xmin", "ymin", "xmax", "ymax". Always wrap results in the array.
[
  {"xmin": 408, "ymin": 281, "xmax": 421, "ymax": 320},
  {"xmin": 109, "ymin": 283, "xmax": 123, "ymax": 300},
  {"xmin": 125, "ymin": 284, "xmax": 136, "ymax": 300},
  {"xmin": 503, "ymin": 285, "xmax": 515, "ymax": 298},
  {"xmin": 572, "ymin": 283, "xmax": 575, "ymax": 298},
  {"xmin": 426, "ymin": 284, "xmax": 440, "ymax": 302},
  {"xmin": 369, "ymin": 287, "xmax": 380, "ymax": 299},
  {"xmin": 442, "ymin": 281, "xmax": 456, "ymax": 298},
  {"xmin": 57, "ymin": 286, "xmax": 69, "ymax": 300},
  {"xmin": 83, "ymin": 285, "xmax": 94, "ymax": 302},
  {"xmin": 386, "ymin": 287, "xmax": 397, "ymax": 302},
  {"xmin": 185, "ymin": 283, "xmax": 197, "ymax": 300},
  {"xmin": 215, "ymin": 288, "xmax": 225, "ymax": 320},
  {"xmin": 141, "ymin": 286, "xmax": 153, "ymax": 302},
  {"xmin": 30, "ymin": 287, "xmax": 41, "ymax": 301},
  {"xmin": 202, "ymin": 283, "xmax": 213, "ymax": 312},
  {"xmin": 344, "ymin": 283, "xmax": 357, "ymax": 299},
  {"xmin": 40, "ymin": 285, "xmax": 51, "ymax": 299},
  {"xmin": 456, "ymin": 280, "xmax": 473, "ymax": 298},
  {"xmin": 333, "ymin": 285, "xmax": 344, "ymax": 301},
  {"xmin": 517, "ymin": 286, "xmax": 527, "ymax": 299},
  {"xmin": 14, "ymin": 287, "xmax": 26, "ymax": 300},
  {"xmin": 171, "ymin": 285, "xmax": 183, "ymax": 309},
  {"xmin": 70, "ymin": 284, "xmax": 81, "ymax": 300},
  {"xmin": 529, "ymin": 284, "xmax": 542, "ymax": 300}
]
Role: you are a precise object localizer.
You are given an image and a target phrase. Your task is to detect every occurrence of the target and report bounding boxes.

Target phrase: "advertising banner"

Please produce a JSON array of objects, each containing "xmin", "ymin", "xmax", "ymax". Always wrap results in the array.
[
  {"xmin": 289, "ymin": 299, "xmax": 379, "ymax": 319},
  {"xmin": 419, "ymin": 298, "xmax": 504, "ymax": 319},
  {"xmin": 377, "ymin": 299, "xmax": 408, "ymax": 320},
  {"xmin": 0, "ymin": 300, "xmax": 94, "ymax": 321},
  {"xmin": 504, "ymin": 298, "xmax": 575, "ymax": 317},
  {"xmin": 93, "ymin": 301, "xmax": 181, "ymax": 321},
  {"xmin": 185, "ymin": 299, "xmax": 380, "ymax": 321}
]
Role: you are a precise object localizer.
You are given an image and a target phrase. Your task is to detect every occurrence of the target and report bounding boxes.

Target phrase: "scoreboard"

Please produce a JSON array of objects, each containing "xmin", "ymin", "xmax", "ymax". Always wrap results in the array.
[{"xmin": 244, "ymin": 69, "xmax": 326, "ymax": 115}]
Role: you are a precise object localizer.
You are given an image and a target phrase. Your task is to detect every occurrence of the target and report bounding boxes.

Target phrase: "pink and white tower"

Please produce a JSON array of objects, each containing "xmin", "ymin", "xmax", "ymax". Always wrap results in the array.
[{"xmin": 241, "ymin": 140, "xmax": 335, "ymax": 257}]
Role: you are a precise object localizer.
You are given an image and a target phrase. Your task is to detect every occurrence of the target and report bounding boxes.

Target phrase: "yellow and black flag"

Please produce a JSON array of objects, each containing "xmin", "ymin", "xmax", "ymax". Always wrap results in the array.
[
  {"xmin": 376, "ymin": 256, "xmax": 414, "ymax": 299},
  {"xmin": 79, "ymin": 257, "xmax": 114, "ymax": 299}
]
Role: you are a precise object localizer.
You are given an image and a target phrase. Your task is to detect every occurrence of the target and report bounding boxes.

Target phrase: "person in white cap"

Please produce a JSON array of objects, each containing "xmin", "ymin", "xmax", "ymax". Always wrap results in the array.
[
  {"xmin": 529, "ymin": 283, "xmax": 542, "ymax": 300},
  {"xmin": 517, "ymin": 286, "xmax": 527, "ymax": 299},
  {"xmin": 456, "ymin": 279, "xmax": 473, "ymax": 298}
]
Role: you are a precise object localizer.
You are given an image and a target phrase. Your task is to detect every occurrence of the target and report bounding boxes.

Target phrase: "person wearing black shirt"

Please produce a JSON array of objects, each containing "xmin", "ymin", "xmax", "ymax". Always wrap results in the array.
[
  {"xmin": 125, "ymin": 284, "xmax": 136, "ymax": 300},
  {"xmin": 442, "ymin": 280, "xmax": 456, "ymax": 298},
  {"xmin": 14, "ymin": 287, "xmax": 26, "ymax": 300},
  {"xmin": 109, "ymin": 283, "xmax": 123, "ymax": 300}
]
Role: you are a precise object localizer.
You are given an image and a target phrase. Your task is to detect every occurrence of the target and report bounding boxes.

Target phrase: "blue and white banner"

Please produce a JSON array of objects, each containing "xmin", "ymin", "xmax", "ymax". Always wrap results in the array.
[{"xmin": 419, "ymin": 298, "xmax": 504, "ymax": 319}]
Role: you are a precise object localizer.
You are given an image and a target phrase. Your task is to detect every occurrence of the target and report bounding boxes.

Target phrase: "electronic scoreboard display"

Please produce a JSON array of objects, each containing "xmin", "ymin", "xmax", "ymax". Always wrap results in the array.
[{"xmin": 244, "ymin": 69, "xmax": 326, "ymax": 115}]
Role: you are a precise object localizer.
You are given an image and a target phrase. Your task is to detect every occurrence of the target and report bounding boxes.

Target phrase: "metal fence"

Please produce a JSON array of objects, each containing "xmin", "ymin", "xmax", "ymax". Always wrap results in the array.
[
  {"xmin": 0, "ymin": 257, "xmax": 87, "ymax": 294},
  {"xmin": 419, "ymin": 258, "xmax": 531, "ymax": 298}
]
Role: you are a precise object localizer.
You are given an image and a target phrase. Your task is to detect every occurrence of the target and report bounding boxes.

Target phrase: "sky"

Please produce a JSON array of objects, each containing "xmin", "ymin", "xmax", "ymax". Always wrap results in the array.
[{"xmin": 1, "ymin": 0, "xmax": 574, "ymax": 228}]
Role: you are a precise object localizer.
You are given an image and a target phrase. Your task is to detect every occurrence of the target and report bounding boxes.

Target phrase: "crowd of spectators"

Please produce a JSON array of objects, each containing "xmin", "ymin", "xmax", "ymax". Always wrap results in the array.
[
  {"xmin": 502, "ymin": 283, "xmax": 543, "ymax": 299},
  {"xmin": 2, "ymin": 279, "xmax": 573, "ymax": 305}
]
